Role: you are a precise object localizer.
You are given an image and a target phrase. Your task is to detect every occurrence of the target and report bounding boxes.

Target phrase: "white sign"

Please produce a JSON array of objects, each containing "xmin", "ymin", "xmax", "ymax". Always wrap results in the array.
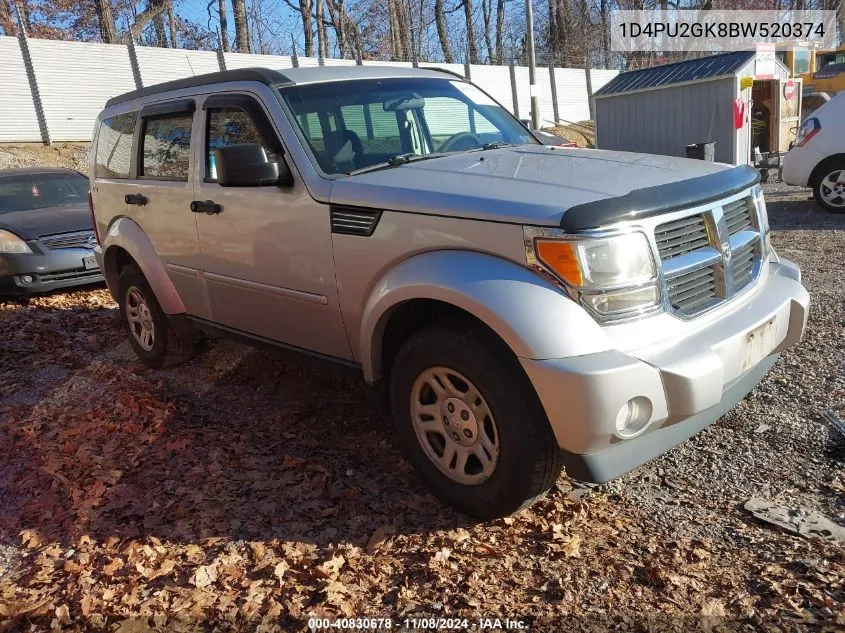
[{"xmin": 755, "ymin": 43, "xmax": 776, "ymax": 79}]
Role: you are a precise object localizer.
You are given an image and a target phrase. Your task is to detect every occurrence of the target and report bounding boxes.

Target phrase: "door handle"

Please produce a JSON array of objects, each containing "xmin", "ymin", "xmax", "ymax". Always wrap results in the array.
[
  {"xmin": 125, "ymin": 194, "xmax": 148, "ymax": 206},
  {"xmin": 190, "ymin": 200, "xmax": 222, "ymax": 214}
]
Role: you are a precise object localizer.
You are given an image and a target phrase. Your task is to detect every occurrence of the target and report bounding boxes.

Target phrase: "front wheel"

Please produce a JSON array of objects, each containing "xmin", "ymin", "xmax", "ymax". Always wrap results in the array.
[
  {"xmin": 389, "ymin": 324, "xmax": 563, "ymax": 519},
  {"xmin": 813, "ymin": 161, "xmax": 845, "ymax": 213}
]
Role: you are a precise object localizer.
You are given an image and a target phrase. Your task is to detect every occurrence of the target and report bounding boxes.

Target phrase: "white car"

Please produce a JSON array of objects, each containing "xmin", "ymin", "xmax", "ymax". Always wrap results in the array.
[{"xmin": 782, "ymin": 92, "xmax": 845, "ymax": 212}]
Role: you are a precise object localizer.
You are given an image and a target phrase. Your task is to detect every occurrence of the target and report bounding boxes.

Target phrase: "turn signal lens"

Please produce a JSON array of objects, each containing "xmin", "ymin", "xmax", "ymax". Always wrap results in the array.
[{"xmin": 535, "ymin": 240, "xmax": 582, "ymax": 286}]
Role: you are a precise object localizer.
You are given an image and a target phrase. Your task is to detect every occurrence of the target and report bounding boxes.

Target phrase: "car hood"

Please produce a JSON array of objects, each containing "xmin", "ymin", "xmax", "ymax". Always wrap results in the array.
[
  {"xmin": 328, "ymin": 145, "xmax": 737, "ymax": 227},
  {"xmin": 0, "ymin": 203, "xmax": 93, "ymax": 240}
]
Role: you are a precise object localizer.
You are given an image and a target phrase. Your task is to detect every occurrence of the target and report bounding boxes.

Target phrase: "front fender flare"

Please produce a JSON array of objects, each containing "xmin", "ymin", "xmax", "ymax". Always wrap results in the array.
[
  {"xmin": 101, "ymin": 217, "xmax": 186, "ymax": 315},
  {"xmin": 360, "ymin": 250, "xmax": 612, "ymax": 382}
]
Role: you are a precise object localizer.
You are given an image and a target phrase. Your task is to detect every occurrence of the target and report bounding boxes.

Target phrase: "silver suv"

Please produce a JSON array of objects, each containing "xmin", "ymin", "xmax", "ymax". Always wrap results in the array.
[{"xmin": 89, "ymin": 66, "xmax": 809, "ymax": 518}]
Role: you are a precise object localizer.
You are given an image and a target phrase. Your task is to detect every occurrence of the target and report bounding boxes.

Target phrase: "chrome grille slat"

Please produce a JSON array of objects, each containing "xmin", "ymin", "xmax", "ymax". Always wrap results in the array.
[
  {"xmin": 653, "ymin": 193, "xmax": 763, "ymax": 318},
  {"xmin": 654, "ymin": 214, "xmax": 709, "ymax": 260}
]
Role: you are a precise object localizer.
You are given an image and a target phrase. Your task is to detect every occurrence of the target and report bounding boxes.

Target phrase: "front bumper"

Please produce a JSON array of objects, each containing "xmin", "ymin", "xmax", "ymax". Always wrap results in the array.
[
  {"xmin": 0, "ymin": 248, "xmax": 104, "ymax": 295},
  {"xmin": 781, "ymin": 146, "xmax": 823, "ymax": 187},
  {"xmin": 520, "ymin": 257, "xmax": 809, "ymax": 483}
]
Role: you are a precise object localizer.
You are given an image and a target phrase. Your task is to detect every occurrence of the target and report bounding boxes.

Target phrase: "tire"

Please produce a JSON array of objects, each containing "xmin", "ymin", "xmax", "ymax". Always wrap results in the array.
[
  {"xmin": 117, "ymin": 263, "xmax": 195, "ymax": 368},
  {"xmin": 812, "ymin": 159, "xmax": 845, "ymax": 213},
  {"xmin": 389, "ymin": 323, "xmax": 563, "ymax": 519}
]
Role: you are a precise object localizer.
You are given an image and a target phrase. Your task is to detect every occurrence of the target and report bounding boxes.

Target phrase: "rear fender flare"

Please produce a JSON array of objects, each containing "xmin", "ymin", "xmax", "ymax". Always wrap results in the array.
[{"xmin": 101, "ymin": 217, "xmax": 186, "ymax": 314}]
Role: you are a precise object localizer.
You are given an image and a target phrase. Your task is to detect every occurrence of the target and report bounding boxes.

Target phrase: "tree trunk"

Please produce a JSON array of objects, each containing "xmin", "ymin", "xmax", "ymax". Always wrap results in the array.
[
  {"xmin": 548, "ymin": 0, "xmax": 558, "ymax": 64},
  {"xmin": 434, "ymin": 0, "xmax": 453, "ymax": 63},
  {"xmin": 299, "ymin": 0, "xmax": 313, "ymax": 57},
  {"xmin": 122, "ymin": 0, "xmax": 168, "ymax": 43},
  {"xmin": 388, "ymin": 0, "xmax": 410, "ymax": 61},
  {"xmin": 463, "ymin": 0, "xmax": 478, "ymax": 64},
  {"xmin": 481, "ymin": 0, "xmax": 494, "ymax": 63},
  {"xmin": 218, "ymin": 0, "xmax": 229, "ymax": 51},
  {"xmin": 94, "ymin": 0, "xmax": 117, "ymax": 43},
  {"xmin": 231, "ymin": 0, "xmax": 249, "ymax": 52},
  {"xmin": 600, "ymin": 0, "xmax": 609, "ymax": 68},
  {"xmin": 325, "ymin": 0, "xmax": 345, "ymax": 56},
  {"xmin": 153, "ymin": 11, "xmax": 167, "ymax": 46},
  {"xmin": 168, "ymin": 0, "xmax": 177, "ymax": 48},
  {"xmin": 495, "ymin": 0, "xmax": 504, "ymax": 64},
  {"xmin": 316, "ymin": 0, "xmax": 328, "ymax": 58}
]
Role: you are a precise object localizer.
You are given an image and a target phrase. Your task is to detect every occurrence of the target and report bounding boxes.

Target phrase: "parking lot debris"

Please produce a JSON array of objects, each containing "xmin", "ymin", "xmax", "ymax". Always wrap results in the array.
[
  {"xmin": 743, "ymin": 497, "xmax": 845, "ymax": 543},
  {"xmin": 822, "ymin": 409, "xmax": 845, "ymax": 459}
]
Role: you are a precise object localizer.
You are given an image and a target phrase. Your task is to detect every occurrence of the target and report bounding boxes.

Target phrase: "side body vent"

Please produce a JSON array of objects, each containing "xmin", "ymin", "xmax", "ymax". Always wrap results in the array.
[{"xmin": 330, "ymin": 205, "xmax": 383, "ymax": 237}]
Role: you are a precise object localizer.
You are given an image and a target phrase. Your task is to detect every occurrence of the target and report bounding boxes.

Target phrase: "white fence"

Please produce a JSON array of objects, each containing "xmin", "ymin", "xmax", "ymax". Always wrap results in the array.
[{"xmin": 0, "ymin": 35, "xmax": 618, "ymax": 143}]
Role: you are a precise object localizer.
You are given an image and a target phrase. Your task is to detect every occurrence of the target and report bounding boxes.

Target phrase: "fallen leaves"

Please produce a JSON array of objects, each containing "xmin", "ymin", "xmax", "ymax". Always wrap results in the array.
[
  {"xmin": 190, "ymin": 563, "xmax": 218, "ymax": 589},
  {"xmin": 0, "ymin": 288, "xmax": 843, "ymax": 630}
]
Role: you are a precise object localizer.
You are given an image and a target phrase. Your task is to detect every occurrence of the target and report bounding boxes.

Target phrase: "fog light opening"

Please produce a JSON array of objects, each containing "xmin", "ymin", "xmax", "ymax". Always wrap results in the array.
[
  {"xmin": 21, "ymin": 274, "xmax": 35, "ymax": 284},
  {"xmin": 614, "ymin": 397, "xmax": 653, "ymax": 439}
]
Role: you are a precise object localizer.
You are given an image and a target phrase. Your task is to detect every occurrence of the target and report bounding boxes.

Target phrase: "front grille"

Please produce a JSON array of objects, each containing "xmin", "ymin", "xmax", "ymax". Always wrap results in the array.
[
  {"xmin": 666, "ymin": 266, "xmax": 718, "ymax": 315},
  {"xmin": 40, "ymin": 230, "xmax": 96, "ymax": 250},
  {"xmin": 30, "ymin": 268, "xmax": 101, "ymax": 283},
  {"xmin": 723, "ymin": 197, "xmax": 754, "ymax": 235},
  {"xmin": 654, "ymin": 215, "xmax": 709, "ymax": 259},
  {"xmin": 653, "ymin": 193, "xmax": 764, "ymax": 318},
  {"xmin": 731, "ymin": 243, "xmax": 756, "ymax": 290}
]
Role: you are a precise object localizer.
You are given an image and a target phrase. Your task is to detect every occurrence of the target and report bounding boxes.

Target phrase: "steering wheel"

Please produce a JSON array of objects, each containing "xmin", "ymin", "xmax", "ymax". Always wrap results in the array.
[{"xmin": 439, "ymin": 132, "xmax": 482, "ymax": 153}]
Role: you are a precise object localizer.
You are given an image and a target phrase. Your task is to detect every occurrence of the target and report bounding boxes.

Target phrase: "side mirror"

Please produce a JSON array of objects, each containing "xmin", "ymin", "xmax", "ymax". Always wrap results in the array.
[
  {"xmin": 214, "ymin": 143, "xmax": 292, "ymax": 187},
  {"xmin": 520, "ymin": 118, "xmax": 536, "ymax": 131}
]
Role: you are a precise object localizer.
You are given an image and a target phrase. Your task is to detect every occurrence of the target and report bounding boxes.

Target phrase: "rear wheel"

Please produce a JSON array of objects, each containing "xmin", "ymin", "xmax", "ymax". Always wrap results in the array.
[
  {"xmin": 389, "ymin": 324, "xmax": 563, "ymax": 519},
  {"xmin": 812, "ymin": 160, "xmax": 845, "ymax": 213},
  {"xmin": 117, "ymin": 263, "xmax": 195, "ymax": 368}
]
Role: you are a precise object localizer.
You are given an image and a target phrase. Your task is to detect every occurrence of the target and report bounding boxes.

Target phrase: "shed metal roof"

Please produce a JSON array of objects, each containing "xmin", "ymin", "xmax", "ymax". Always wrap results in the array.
[{"xmin": 594, "ymin": 51, "xmax": 755, "ymax": 98}]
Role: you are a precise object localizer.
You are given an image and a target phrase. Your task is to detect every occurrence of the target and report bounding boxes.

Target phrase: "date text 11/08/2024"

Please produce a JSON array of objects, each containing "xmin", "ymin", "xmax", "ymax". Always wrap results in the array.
[{"xmin": 308, "ymin": 617, "xmax": 531, "ymax": 630}]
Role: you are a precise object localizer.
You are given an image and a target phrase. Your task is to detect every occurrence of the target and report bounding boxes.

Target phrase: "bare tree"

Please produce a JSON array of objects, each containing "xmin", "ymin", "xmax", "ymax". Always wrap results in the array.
[
  {"xmin": 213, "ymin": 0, "xmax": 230, "ymax": 51},
  {"xmin": 463, "ymin": 0, "xmax": 478, "ymax": 63},
  {"xmin": 121, "ymin": 0, "xmax": 169, "ymax": 43},
  {"xmin": 168, "ymin": 0, "xmax": 177, "ymax": 47},
  {"xmin": 481, "ymin": 0, "xmax": 494, "ymax": 62},
  {"xmin": 316, "ymin": 0, "xmax": 328, "ymax": 57},
  {"xmin": 388, "ymin": 0, "xmax": 411, "ymax": 60},
  {"xmin": 495, "ymin": 0, "xmax": 505, "ymax": 64},
  {"xmin": 153, "ymin": 10, "xmax": 167, "ymax": 45},
  {"xmin": 232, "ymin": 0, "xmax": 249, "ymax": 51},
  {"xmin": 93, "ymin": 0, "xmax": 117, "ymax": 43},
  {"xmin": 434, "ymin": 0, "xmax": 453, "ymax": 62}
]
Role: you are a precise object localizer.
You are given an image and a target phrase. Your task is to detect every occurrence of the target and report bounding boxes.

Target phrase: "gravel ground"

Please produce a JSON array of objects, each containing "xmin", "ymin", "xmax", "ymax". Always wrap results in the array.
[{"xmin": 0, "ymin": 160, "xmax": 842, "ymax": 628}]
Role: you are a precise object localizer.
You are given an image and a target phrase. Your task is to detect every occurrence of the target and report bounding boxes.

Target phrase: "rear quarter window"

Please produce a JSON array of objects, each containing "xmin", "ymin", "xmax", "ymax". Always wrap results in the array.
[{"xmin": 95, "ymin": 112, "xmax": 136, "ymax": 179}]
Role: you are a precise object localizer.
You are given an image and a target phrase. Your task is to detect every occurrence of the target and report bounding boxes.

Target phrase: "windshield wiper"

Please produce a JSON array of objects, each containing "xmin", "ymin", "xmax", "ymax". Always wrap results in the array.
[{"xmin": 348, "ymin": 152, "xmax": 449, "ymax": 176}]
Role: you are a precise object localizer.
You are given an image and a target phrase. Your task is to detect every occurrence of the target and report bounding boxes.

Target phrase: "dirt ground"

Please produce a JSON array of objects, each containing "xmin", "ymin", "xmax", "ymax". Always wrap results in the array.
[{"xmin": 0, "ymin": 154, "xmax": 843, "ymax": 630}]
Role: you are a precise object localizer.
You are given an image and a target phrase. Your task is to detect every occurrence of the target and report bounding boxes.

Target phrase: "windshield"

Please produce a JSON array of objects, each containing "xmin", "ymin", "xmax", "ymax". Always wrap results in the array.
[
  {"xmin": 280, "ymin": 77, "xmax": 538, "ymax": 176},
  {"xmin": 0, "ymin": 172, "xmax": 89, "ymax": 214}
]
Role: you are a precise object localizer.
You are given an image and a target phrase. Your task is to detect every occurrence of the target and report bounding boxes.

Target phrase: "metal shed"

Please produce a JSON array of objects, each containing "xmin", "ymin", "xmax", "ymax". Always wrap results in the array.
[{"xmin": 594, "ymin": 51, "xmax": 795, "ymax": 166}]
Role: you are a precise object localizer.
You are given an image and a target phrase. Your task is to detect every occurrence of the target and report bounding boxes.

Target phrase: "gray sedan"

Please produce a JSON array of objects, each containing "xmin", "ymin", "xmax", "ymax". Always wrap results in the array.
[{"xmin": 0, "ymin": 167, "xmax": 104, "ymax": 295}]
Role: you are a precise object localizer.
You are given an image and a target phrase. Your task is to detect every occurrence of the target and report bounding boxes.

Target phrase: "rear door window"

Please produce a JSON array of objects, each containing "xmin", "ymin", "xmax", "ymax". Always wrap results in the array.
[{"xmin": 140, "ymin": 113, "xmax": 193, "ymax": 180}]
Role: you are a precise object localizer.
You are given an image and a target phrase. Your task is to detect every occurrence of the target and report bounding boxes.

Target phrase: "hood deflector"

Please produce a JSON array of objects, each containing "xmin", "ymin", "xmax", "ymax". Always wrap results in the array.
[{"xmin": 560, "ymin": 164, "xmax": 761, "ymax": 232}]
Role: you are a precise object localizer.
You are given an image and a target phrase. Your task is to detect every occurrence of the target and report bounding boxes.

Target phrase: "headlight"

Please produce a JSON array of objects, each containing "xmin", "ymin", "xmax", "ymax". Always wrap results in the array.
[
  {"xmin": 0, "ymin": 229, "xmax": 33, "ymax": 254},
  {"xmin": 526, "ymin": 228, "xmax": 660, "ymax": 319}
]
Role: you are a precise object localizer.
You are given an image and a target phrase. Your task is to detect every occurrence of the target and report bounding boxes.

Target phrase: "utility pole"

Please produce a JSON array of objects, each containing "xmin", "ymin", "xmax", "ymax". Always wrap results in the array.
[{"xmin": 524, "ymin": 0, "xmax": 539, "ymax": 130}]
